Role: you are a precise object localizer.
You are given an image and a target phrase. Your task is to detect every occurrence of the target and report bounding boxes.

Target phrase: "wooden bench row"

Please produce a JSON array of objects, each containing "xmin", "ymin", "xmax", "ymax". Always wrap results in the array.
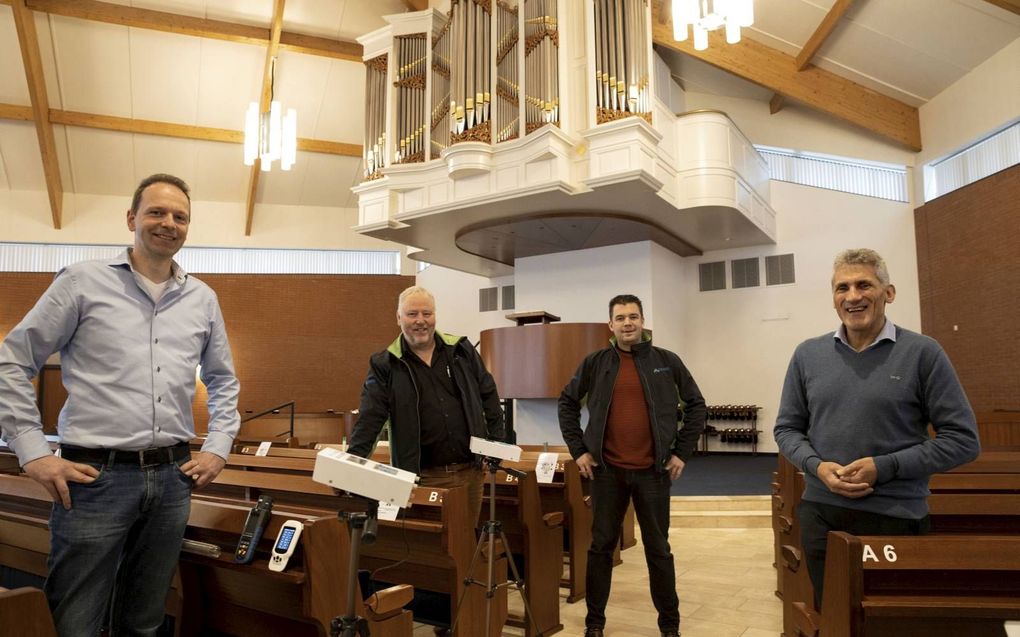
[{"xmin": 773, "ymin": 452, "xmax": 1020, "ymax": 637}]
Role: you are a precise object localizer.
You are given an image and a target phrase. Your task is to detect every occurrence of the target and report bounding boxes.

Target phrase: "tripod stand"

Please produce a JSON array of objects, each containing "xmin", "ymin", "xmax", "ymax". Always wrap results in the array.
[
  {"xmin": 451, "ymin": 457, "xmax": 543, "ymax": 636},
  {"xmin": 331, "ymin": 498, "xmax": 379, "ymax": 637}
]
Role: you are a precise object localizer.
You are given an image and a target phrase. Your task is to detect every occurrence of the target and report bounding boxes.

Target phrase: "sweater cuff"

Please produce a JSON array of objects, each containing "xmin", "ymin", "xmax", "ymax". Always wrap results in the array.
[
  {"xmin": 803, "ymin": 456, "xmax": 822, "ymax": 478},
  {"xmin": 873, "ymin": 454, "xmax": 897, "ymax": 484}
]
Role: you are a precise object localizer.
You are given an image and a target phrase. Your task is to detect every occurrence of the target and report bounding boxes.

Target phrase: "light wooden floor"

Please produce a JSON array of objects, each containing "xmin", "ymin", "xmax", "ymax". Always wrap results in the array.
[{"xmin": 412, "ymin": 499, "xmax": 781, "ymax": 637}]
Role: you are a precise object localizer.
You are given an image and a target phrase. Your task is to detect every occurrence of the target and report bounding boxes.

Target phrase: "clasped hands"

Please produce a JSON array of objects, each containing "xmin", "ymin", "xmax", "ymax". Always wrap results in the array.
[{"xmin": 816, "ymin": 457, "xmax": 877, "ymax": 499}]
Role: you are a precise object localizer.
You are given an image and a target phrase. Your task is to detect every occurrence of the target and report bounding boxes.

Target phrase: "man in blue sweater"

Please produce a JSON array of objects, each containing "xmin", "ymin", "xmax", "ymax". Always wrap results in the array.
[{"xmin": 774, "ymin": 248, "xmax": 980, "ymax": 606}]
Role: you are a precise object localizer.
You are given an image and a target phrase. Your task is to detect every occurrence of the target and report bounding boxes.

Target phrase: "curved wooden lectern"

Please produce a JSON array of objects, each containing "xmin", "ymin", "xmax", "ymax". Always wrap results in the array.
[{"xmin": 480, "ymin": 323, "xmax": 608, "ymax": 399}]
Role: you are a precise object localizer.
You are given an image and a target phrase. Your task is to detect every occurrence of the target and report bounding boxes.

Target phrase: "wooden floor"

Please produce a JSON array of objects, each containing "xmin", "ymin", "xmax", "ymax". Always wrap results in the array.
[{"xmin": 413, "ymin": 497, "xmax": 781, "ymax": 637}]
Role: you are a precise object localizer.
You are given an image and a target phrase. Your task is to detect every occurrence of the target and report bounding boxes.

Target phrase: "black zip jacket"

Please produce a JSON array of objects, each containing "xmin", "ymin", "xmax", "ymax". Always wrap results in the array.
[
  {"xmin": 558, "ymin": 334, "xmax": 706, "ymax": 469},
  {"xmin": 348, "ymin": 332, "xmax": 506, "ymax": 473}
]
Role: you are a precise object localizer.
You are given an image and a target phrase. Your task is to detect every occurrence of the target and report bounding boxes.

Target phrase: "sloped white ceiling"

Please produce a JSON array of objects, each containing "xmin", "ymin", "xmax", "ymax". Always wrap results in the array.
[{"xmin": 0, "ymin": 0, "xmax": 1017, "ymax": 213}]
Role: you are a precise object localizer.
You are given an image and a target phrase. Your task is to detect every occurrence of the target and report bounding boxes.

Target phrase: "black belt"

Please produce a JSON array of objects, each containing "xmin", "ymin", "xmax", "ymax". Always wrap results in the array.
[
  {"xmin": 420, "ymin": 461, "xmax": 476, "ymax": 474},
  {"xmin": 60, "ymin": 442, "xmax": 190, "ymax": 467}
]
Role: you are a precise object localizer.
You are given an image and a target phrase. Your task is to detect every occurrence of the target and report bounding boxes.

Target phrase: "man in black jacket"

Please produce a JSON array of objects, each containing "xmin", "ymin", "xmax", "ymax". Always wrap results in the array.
[
  {"xmin": 559, "ymin": 294, "xmax": 706, "ymax": 637},
  {"xmin": 348, "ymin": 285, "xmax": 505, "ymax": 525}
]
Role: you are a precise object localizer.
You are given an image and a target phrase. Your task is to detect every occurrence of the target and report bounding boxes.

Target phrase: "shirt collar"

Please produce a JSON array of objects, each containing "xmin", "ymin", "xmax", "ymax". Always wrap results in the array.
[
  {"xmin": 113, "ymin": 248, "xmax": 188, "ymax": 286},
  {"xmin": 834, "ymin": 318, "xmax": 896, "ymax": 351}
]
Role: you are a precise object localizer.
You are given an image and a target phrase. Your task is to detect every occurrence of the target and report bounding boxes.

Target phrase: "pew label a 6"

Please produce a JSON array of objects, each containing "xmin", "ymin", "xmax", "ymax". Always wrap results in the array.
[{"xmin": 862, "ymin": 544, "xmax": 897, "ymax": 563}]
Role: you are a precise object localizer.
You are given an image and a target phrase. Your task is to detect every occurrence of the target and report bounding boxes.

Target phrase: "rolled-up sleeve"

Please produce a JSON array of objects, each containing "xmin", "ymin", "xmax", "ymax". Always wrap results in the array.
[
  {"xmin": 198, "ymin": 296, "xmax": 240, "ymax": 459},
  {"xmin": 0, "ymin": 270, "xmax": 79, "ymax": 466}
]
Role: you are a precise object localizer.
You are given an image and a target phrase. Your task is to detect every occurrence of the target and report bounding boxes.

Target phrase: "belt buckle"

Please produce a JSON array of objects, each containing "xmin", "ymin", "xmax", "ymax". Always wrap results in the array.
[{"xmin": 138, "ymin": 447, "xmax": 164, "ymax": 467}]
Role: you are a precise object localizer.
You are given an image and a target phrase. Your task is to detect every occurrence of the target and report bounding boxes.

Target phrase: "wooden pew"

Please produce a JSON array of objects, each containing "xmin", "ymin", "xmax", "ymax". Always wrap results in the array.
[
  {"xmin": 0, "ymin": 472, "xmax": 412, "ymax": 637},
  {"xmin": 205, "ymin": 462, "xmax": 506, "ymax": 637},
  {"xmin": 0, "ymin": 586, "xmax": 56, "ymax": 637},
  {"xmin": 178, "ymin": 497, "xmax": 412, "ymax": 636},
  {"xmin": 519, "ymin": 446, "xmax": 634, "ymax": 602},
  {"xmin": 792, "ymin": 532, "xmax": 1020, "ymax": 637},
  {"xmin": 485, "ymin": 460, "xmax": 565, "ymax": 636},
  {"xmin": 775, "ymin": 452, "xmax": 1020, "ymax": 636}
]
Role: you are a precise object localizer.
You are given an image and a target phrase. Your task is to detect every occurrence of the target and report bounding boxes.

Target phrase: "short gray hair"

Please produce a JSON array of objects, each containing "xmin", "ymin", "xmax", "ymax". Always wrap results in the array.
[
  {"xmin": 397, "ymin": 286, "xmax": 435, "ymax": 313},
  {"xmin": 833, "ymin": 249, "xmax": 890, "ymax": 287}
]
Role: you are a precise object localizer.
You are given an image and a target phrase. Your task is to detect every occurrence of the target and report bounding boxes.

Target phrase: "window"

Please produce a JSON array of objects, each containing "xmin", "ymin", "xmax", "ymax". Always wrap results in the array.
[
  {"xmin": 756, "ymin": 146, "xmax": 908, "ymax": 202},
  {"xmin": 0, "ymin": 243, "xmax": 401, "ymax": 274},
  {"xmin": 479, "ymin": 287, "xmax": 498, "ymax": 311},
  {"xmin": 731, "ymin": 258, "xmax": 760, "ymax": 289},
  {"xmin": 699, "ymin": 261, "xmax": 726, "ymax": 291},
  {"xmin": 501, "ymin": 285, "xmax": 515, "ymax": 310},
  {"xmin": 925, "ymin": 121, "xmax": 1019, "ymax": 202},
  {"xmin": 765, "ymin": 254, "xmax": 796, "ymax": 286}
]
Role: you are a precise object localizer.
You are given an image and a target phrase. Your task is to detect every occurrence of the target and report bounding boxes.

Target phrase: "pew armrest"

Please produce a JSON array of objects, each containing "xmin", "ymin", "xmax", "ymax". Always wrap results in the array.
[
  {"xmin": 781, "ymin": 544, "xmax": 802, "ymax": 571},
  {"xmin": 543, "ymin": 511, "xmax": 564, "ymax": 527},
  {"xmin": 791, "ymin": 601, "xmax": 820, "ymax": 637},
  {"xmin": 364, "ymin": 584, "xmax": 414, "ymax": 619}
]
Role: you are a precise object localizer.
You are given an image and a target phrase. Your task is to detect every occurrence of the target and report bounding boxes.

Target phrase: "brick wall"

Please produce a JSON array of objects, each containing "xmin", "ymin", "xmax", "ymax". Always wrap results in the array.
[
  {"xmin": 0, "ymin": 272, "xmax": 414, "ymax": 431},
  {"xmin": 915, "ymin": 163, "xmax": 1020, "ymax": 414}
]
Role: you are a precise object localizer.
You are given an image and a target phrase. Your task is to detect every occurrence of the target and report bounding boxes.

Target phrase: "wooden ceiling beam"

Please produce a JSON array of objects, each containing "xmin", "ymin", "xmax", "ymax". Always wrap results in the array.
[
  {"xmin": 11, "ymin": 0, "xmax": 63, "ymax": 229},
  {"xmin": 0, "ymin": 103, "xmax": 35, "ymax": 121},
  {"xmin": 17, "ymin": 0, "xmax": 362, "ymax": 62},
  {"xmin": 795, "ymin": 0, "xmax": 854, "ymax": 71},
  {"xmin": 981, "ymin": 0, "xmax": 1020, "ymax": 16},
  {"xmin": 650, "ymin": 3, "xmax": 921, "ymax": 151},
  {"xmin": 246, "ymin": 0, "xmax": 285, "ymax": 237},
  {"xmin": 769, "ymin": 93, "xmax": 785, "ymax": 115},
  {"xmin": 0, "ymin": 103, "xmax": 363, "ymax": 156}
]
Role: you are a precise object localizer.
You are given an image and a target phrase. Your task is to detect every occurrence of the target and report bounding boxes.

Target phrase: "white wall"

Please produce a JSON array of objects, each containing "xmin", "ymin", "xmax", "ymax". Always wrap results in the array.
[
  {"xmin": 0, "ymin": 190, "xmax": 393, "ymax": 252},
  {"xmin": 916, "ymin": 37, "xmax": 1020, "ymax": 199},
  {"xmin": 680, "ymin": 180, "xmax": 919, "ymax": 453},
  {"xmin": 919, "ymin": 37, "xmax": 1020, "ymax": 162}
]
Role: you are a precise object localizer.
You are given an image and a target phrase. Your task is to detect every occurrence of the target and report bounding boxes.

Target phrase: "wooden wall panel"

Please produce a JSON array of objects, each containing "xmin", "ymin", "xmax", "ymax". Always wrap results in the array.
[
  {"xmin": 481, "ymin": 323, "xmax": 609, "ymax": 398},
  {"xmin": 915, "ymin": 164, "xmax": 1020, "ymax": 445},
  {"xmin": 0, "ymin": 272, "xmax": 414, "ymax": 434}
]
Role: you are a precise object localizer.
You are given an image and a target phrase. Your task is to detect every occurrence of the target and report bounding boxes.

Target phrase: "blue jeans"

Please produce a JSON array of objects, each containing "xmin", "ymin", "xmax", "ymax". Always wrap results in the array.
[
  {"xmin": 45, "ymin": 459, "xmax": 192, "ymax": 637},
  {"xmin": 586, "ymin": 464, "xmax": 679, "ymax": 632}
]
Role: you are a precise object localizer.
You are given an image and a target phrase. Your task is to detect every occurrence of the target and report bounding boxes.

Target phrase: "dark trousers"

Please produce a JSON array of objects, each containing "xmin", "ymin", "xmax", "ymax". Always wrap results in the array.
[
  {"xmin": 798, "ymin": 499, "xmax": 930, "ymax": 608},
  {"xmin": 586, "ymin": 464, "xmax": 679, "ymax": 632}
]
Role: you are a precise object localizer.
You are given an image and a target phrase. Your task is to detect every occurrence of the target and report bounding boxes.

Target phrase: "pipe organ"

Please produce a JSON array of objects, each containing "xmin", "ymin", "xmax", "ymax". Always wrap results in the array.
[
  {"xmin": 593, "ymin": 0, "xmax": 650, "ymax": 124},
  {"xmin": 363, "ymin": 55, "xmax": 387, "ymax": 180},
  {"xmin": 354, "ymin": 1, "xmax": 778, "ymax": 277},
  {"xmin": 359, "ymin": 0, "xmax": 651, "ymax": 181}
]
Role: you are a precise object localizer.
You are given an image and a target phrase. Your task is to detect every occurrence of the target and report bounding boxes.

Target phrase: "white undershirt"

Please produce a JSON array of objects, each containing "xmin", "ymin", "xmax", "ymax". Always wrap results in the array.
[{"xmin": 138, "ymin": 274, "xmax": 171, "ymax": 303}]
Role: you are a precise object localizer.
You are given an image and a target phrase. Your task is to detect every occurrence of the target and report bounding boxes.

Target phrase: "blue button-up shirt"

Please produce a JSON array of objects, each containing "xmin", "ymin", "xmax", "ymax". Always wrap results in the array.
[{"xmin": 0, "ymin": 249, "xmax": 240, "ymax": 465}]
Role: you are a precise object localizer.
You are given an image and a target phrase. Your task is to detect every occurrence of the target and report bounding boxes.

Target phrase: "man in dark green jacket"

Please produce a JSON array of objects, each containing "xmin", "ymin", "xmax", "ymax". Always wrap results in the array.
[
  {"xmin": 560, "ymin": 294, "xmax": 705, "ymax": 637},
  {"xmin": 348, "ymin": 286, "xmax": 505, "ymax": 525}
]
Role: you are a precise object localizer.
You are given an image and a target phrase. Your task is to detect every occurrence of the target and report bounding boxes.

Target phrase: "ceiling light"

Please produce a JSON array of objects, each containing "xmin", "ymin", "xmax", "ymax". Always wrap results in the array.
[
  {"xmin": 243, "ymin": 57, "xmax": 297, "ymax": 171},
  {"xmin": 672, "ymin": 0, "xmax": 754, "ymax": 51}
]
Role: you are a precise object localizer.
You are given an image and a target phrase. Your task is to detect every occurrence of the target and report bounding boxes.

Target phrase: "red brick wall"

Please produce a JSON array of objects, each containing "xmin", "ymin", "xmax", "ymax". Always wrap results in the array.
[
  {"xmin": 915, "ymin": 163, "xmax": 1020, "ymax": 415},
  {"xmin": 0, "ymin": 272, "xmax": 414, "ymax": 431}
]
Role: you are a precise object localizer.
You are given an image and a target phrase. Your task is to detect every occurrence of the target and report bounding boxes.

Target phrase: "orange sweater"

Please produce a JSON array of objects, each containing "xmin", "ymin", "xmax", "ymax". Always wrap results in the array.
[{"xmin": 602, "ymin": 349, "xmax": 655, "ymax": 470}]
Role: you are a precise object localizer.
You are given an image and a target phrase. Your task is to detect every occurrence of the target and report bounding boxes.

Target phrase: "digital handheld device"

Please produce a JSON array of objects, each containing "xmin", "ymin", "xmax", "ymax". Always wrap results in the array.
[
  {"xmin": 235, "ymin": 495, "xmax": 273, "ymax": 564},
  {"xmin": 268, "ymin": 519, "xmax": 304, "ymax": 572}
]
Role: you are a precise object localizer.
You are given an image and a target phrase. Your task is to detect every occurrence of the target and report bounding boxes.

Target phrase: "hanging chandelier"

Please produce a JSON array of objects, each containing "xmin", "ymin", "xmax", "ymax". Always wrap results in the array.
[
  {"xmin": 243, "ymin": 57, "xmax": 297, "ymax": 171},
  {"xmin": 672, "ymin": 0, "xmax": 754, "ymax": 51}
]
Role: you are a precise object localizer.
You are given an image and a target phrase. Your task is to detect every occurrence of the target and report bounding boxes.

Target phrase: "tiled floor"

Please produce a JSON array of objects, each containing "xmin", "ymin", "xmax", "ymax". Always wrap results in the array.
[{"xmin": 412, "ymin": 521, "xmax": 781, "ymax": 636}]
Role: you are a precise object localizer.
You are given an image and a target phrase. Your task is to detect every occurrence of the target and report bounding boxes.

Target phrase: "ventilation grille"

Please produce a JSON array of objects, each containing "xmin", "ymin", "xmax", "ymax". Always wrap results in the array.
[{"xmin": 699, "ymin": 261, "xmax": 726, "ymax": 291}]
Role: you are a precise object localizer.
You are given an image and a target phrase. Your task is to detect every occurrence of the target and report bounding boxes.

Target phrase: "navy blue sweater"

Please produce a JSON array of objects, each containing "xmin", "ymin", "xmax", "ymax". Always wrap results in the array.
[{"xmin": 774, "ymin": 324, "xmax": 980, "ymax": 519}]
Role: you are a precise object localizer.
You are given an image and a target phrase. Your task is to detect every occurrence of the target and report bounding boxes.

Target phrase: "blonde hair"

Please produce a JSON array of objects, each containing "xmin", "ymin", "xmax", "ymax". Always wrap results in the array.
[{"xmin": 397, "ymin": 286, "xmax": 435, "ymax": 313}]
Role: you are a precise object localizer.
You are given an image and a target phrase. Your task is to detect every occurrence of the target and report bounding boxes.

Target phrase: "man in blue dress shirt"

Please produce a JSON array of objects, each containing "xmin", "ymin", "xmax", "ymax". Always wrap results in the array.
[{"xmin": 0, "ymin": 173, "xmax": 241, "ymax": 636}]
